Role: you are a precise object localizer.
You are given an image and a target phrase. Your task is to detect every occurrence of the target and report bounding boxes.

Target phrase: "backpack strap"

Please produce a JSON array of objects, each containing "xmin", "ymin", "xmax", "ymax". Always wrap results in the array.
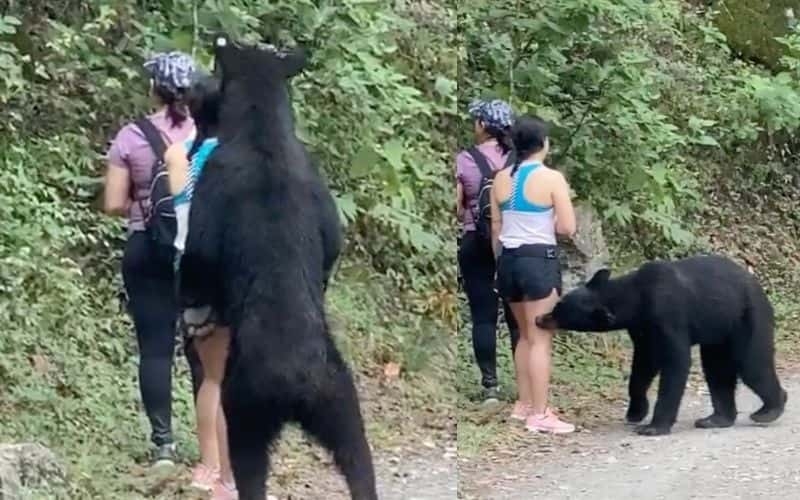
[
  {"xmin": 467, "ymin": 147, "xmax": 494, "ymax": 180},
  {"xmin": 134, "ymin": 118, "xmax": 168, "ymax": 174},
  {"xmin": 133, "ymin": 118, "xmax": 168, "ymax": 219}
]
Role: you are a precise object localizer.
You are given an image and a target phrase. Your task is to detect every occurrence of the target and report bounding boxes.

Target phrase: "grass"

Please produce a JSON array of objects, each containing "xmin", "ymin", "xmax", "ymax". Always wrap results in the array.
[
  {"xmin": 456, "ymin": 318, "xmax": 630, "ymax": 458},
  {"xmin": 0, "ymin": 263, "xmax": 455, "ymax": 499}
]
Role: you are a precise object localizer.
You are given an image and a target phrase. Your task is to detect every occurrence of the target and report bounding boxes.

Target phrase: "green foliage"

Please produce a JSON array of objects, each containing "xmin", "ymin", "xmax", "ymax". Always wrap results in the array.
[
  {"xmin": 2, "ymin": 1, "xmax": 456, "ymax": 285},
  {"xmin": 713, "ymin": 0, "xmax": 797, "ymax": 69},
  {"xmin": 459, "ymin": 0, "xmax": 800, "ymax": 256},
  {"xmin": 456, "ymin": 0, "xmax": 800, "ymax": 458},
  {"xmin": 0, "ymin": 0, "xmax": 456, "ymax": 496}
]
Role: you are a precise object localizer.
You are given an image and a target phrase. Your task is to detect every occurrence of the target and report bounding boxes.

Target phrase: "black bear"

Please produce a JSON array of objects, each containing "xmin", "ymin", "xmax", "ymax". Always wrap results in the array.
[
  {"xmin": 178, "ymin": 36, "xmax": 376, "ymax": 499},
  {"xmin": 536, "ymin": 254, "xmax": 787, "ymax": 436}
]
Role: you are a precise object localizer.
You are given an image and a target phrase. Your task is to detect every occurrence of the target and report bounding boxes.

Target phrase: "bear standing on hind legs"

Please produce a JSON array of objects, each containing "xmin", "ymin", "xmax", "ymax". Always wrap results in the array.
[
  {"xmin": 536, "ymin": 254, "xmax": 788, "ymax": 436},
  {"xmin": 177, "ymin": 37, "xmax": 377, "ymax": 500}
]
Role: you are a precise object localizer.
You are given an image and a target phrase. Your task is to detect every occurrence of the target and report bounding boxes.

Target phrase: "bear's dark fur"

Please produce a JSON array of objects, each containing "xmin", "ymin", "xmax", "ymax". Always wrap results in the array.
[
  {"xmin": 178, "ymin": 37, "xmax": 375, "ymax": 499},
  {"xmin": 314, "ymin": 171, "xmax": 343, "ymax": 291},
  {"xmin": 536, "ymin": 254, "xmax": 787, "ymax": 436}
]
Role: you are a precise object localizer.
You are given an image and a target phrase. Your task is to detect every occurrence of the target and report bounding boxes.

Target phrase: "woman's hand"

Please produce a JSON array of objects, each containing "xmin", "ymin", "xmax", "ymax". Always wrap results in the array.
[{"xmin": 180, "ymin": 305, "xmax": 218, "ymax": 339}]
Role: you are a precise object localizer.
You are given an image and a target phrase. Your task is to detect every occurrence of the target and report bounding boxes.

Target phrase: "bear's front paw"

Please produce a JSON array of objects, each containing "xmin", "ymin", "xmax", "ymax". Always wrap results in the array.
[
  {"xmin": 635, "ymin": 424, "xmax": 671, "ymax": 436},
  {"xmin": 625, "ymin": 398, "xmax": 649, "ymax": 424}
]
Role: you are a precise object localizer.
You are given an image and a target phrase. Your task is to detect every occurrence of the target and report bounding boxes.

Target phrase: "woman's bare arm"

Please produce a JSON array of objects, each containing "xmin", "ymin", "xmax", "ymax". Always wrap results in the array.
[
  {"xmin": 552, "ymin": 171, "xmax": 576, "ymax": 237},
  {"xmin": 456, "ymin": 180, "xmax": 464, "ymax": 220},
  {"xmin": 490, "ymin": 179, "xmax": 502, "ymax": 259},
  {"xmin": 103, "ymin": 164, "xmax": 131, "ymax": 216}
]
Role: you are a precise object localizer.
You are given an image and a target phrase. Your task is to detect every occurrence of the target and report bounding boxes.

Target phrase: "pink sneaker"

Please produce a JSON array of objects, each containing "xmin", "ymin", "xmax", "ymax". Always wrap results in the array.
[
  {"xmin": 212, "ymin": 479, "xmax": 239, "ymax": 500},
  {"xmin": 510, "ymin": 401, "xmax": 532, "ymax": 421},
  {"xmin": 190, "ymin": 463, "xmax": 220, "ymax": 492},
  {"xmin": 525, "ymin": 408, "xmax": 575, "ymax": 434}
]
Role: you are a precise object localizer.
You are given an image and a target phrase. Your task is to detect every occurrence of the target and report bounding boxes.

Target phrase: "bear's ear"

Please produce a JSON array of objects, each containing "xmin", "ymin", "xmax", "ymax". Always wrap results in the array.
[
  {"xmin": 214, "ymin": 33, "xmax": 231, "ymax": 49},
  {"xmin": 280, "ymin": 46, "xmax": 309, "ymax": 79},
  {"xmin": 213, "ymin": 33, "xmax": 240, "ymax": 78},
  {"xmin": 586, "ymin": 268, "xmax": 611, "ymax": 288}
]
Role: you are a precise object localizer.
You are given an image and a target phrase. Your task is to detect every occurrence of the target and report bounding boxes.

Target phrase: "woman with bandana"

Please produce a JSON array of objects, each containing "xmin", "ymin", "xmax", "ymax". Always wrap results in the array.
[
  {"xmin": 104, "ymin": 51, "xmax": 198, "ymax": 467},
  {"xmin": 456, "ymin": 99, "xmax": 521, "ymax": 404}
]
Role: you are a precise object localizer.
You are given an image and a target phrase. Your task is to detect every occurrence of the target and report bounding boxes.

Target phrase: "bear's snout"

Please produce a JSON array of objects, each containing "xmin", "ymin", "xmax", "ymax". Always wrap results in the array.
[{"xmin": 535, "ymin": 313, "xmax": 558, "ymax": 330}]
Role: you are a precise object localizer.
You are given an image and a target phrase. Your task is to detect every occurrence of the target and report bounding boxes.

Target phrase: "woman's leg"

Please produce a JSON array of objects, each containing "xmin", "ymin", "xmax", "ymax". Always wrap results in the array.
[
  {"xmin": 122, "ymin": 232, "xmax": 178, "ymax": 462},
  {"xmin": 458, "ymin": 232, "xmax": 501, "ymax": 392},
  {"xmin": 217, "ymin": 402, "xmax": 235, "ymax": 486},
  {"xmin": 212, "ymin": 327, "xmax": 234, "ymax": 487},
  {"xmin": 523, "ymin": 289, "xmax": 574, "ymax": 433},
  {"xmin": 191, "ymin": 326, "xmax": 231, "ymax": 488},
  {"xmin": 508, "ymin": 300, "xmax": 534, "ymax": 420},
  {"xmin": 524, "ymin": 290, "xmax": 560, "ymax": 414}
]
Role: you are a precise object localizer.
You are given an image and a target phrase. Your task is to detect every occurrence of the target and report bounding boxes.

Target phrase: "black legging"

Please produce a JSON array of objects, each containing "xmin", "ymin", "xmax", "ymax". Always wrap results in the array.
[
  {"xmin": 458, "ymin": 230, "xmax": 520, "ymax": 389},
  {"xmin": 122, "ymin": 231, "xmax": 202, "ymax": 447}
]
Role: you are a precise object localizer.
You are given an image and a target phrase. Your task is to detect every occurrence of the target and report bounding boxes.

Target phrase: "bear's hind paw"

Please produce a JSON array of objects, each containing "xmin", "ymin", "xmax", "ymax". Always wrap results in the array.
[
  {"xmin": 750, "ymin": 405, "xmax": 785, "ymax": 424},
  {"xmin": 750, "ymin": 389, "xmax": 788, "ymax": 424},
  {"xmin": 634, "ymin": 424, "xmax": 671, "ymax": 436}
]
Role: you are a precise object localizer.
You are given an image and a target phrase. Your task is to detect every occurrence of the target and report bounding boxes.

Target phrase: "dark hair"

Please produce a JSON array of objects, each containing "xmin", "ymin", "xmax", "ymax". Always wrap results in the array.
[
  {"xmin": 509, "ymin": 115, "xmax": 550, "ymax": 176},
  {"xmin": 482, "ymin": 123, "xmax": 513, "ymax": 155},
  {"xmin": 185, "ymin": 73, "xmax": 222, "ymax": 160},
  {"xmin": 152, "ymin": 84, "xmax": 189, "ymax": 128}
]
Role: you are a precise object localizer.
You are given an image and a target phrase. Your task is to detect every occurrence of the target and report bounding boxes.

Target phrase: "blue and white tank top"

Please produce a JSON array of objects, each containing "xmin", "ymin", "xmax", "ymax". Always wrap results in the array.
[
  {"xmin": 497, "ymin": 162, "xmax": 557, "ymax": 248},
  {"xmin": 173, "ymin": 136, "xmax": 219, "ymax": 252}
]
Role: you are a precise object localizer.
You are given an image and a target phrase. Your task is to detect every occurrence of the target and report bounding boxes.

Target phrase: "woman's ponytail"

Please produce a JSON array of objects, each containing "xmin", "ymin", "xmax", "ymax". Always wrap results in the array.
[
  {"xmin": 508, "ymin": 115, "xmax": 549, "ymax": 177},
  {"xmin": 510, "ymin": 154, "xmax": 524, "ymax": 178}
]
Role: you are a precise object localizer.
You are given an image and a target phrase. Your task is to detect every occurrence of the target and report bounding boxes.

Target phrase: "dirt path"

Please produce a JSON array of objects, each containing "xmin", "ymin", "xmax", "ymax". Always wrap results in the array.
[
  {"xmin": 373, "ymin": 446, "xmax": 457, "ymax": 500},
  {"xmin": 260, "ymin": 439, "xmax": 457, "ymax": 500},
  {"xmin": 459, "ymin": 372, "xmax": 800, "ymax": 500},
  {"xmin": 159, "ymin": 440, "xmax": 456, "ymax": 499}
]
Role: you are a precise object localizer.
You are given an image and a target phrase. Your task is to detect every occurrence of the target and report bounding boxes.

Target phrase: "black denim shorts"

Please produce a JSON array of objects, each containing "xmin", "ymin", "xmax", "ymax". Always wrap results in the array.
[{"xmin": 496, "ymin": 244, "xmax": 562, "ymax": 303}]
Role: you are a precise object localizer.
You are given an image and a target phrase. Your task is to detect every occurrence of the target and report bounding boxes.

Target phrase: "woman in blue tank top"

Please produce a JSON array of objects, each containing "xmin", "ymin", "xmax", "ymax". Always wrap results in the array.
[
  {"xmin": 490, "ymin": 116, "xmax": 578, "ymax": 434},
  {"xmin": 164, "ymin": 73, "xmax": 236, "ymax": 497}
]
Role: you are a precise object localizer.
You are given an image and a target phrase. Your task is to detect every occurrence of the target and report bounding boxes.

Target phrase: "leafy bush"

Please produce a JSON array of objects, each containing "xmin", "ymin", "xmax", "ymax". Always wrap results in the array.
[
  {"xmin": 456, "ymin": 0, "xmax": 800, "ymax": 456},
  {"xmin": 459, "ymin": 0, "xmax": 800, "ymax": 256},
  {"xmin": 0, "ymin": 1, "xmax": 456, "ymax": 495},
  {"xmin": 713, "ymin": 0, "xmax": 796, "ymax": 69}
]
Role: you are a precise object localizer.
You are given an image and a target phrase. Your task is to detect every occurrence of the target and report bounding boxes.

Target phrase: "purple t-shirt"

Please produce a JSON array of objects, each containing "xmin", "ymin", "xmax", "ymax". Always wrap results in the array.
[
  {"xmin": 106, "ymin": 110, "xmax": 195, "ymax": 232},
  {"xmin": 455, "ymin": 139, "xmax": 510, "ymax": 233}
]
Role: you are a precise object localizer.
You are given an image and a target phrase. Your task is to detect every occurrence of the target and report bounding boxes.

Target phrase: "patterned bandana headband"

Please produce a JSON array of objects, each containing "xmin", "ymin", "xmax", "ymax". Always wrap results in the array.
[
  {"xmin": 468, "ymin": 99, "xmax": 515, "ymax": 130},
  {"xmin": 143, "ymin": 51, "xmax": 197, "ymax": 96}
]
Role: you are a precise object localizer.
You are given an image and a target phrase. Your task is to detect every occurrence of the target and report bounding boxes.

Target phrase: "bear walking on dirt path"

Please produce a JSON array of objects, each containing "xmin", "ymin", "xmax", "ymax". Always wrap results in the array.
[
  {"xmin": 536, "ymin": 254, "xmax": 788, "ymax": 436},
  {"xmin": 177, "ymin": 36, "xmax": 376, "ymax": 499}
]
